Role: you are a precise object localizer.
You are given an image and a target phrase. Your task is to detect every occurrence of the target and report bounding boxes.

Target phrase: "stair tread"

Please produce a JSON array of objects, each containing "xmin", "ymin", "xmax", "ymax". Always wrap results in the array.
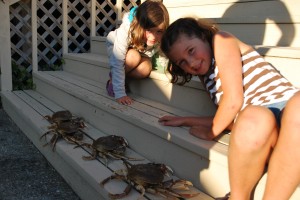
[{"xmin": 2, "ymin": 90, "xmax": 212, "ymax": 200}]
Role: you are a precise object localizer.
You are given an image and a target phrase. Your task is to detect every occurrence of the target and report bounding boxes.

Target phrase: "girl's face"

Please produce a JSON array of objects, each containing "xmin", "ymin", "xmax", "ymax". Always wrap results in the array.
[
  {"xmin": 145, "ymin": 23, "xmax": 165, "ymax": 46},
  {"xmin": 168, "ymin": 34, "xmax": 212, "ymax": 76}
]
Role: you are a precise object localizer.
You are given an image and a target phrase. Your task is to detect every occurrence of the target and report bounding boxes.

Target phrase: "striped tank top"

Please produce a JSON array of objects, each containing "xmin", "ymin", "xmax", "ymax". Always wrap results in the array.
[{"xmin": 203, "ymin": 47, "xmax": 299, "ymax": 110}]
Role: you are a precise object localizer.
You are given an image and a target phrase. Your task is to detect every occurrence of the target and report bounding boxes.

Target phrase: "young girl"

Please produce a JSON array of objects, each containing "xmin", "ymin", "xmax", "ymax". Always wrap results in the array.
[
  {"xmin": 106, "ymin": 0, "xmax": 169, "ymax": 105},
  {"xmin": 158, "ymin": 17, "xmax": 300, "ymax": 200}
]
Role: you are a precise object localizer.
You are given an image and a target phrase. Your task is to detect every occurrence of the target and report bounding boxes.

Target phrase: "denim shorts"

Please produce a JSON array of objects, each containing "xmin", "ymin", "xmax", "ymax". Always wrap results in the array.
[{"xmin": 264, "ymin": 101, "xmax": 287, "ymax": 127}]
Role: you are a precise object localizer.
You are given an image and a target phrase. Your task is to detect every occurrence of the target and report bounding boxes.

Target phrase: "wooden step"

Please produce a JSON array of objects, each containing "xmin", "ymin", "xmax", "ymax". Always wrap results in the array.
[
  {"xmin": 4, "ymin": 68, "xmax": 300, "ymax": 198},
  {"xmin": 31, "ymin": 70, "xmax": 231, "ymax": 197},
  {"xmin": 1, "ymin": 90, "xmax": 212, "ymax": 200}
]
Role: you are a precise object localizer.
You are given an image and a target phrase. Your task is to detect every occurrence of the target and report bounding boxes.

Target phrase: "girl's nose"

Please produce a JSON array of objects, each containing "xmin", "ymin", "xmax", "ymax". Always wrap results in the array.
[{"xmin": 187, "ymin": 57, "xmax": 196, "ymax": 69}]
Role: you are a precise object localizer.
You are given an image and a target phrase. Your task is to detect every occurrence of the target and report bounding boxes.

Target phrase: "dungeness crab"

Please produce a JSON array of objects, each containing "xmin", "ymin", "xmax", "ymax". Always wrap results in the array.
[
  {"xmin": 101, "ymin": 161, "xmax": 199, "ymax": 199},
  {"xmin": 76, "ymin": 135, "xmax": 142, "ymax": 165},
  {"xmin": 40, "ymin": 120, "xmax": 86, "ymax": 151}
]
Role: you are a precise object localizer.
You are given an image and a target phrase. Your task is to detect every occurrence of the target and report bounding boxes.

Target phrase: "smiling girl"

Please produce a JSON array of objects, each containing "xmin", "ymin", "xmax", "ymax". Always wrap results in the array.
[
  {"xmin": 159, "ymin": 17, "xmax": 300, "ymax": 200},
  {"xmin": 106, "ymin": 0, "xmax": 169, "ymax": 105}
]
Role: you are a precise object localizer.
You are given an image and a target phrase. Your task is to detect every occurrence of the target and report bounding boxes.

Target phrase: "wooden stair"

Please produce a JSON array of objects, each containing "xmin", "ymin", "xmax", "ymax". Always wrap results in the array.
[
  {"xmin": 1, "ymin": 86, "xmax": 213, "ymax": 200},
  {"xmin": 2, "ymin": 0, "xmax": 300, "ymax": 199}
]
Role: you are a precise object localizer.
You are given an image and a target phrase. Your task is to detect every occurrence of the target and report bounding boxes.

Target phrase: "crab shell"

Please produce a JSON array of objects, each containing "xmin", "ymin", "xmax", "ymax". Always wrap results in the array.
[
  {"xmin": 49, "ymin": 121, "xmax": 85, "ymax": 141},
  {"xmin": 127, "ymin": 163, "xmax": 173, "ymax": 187},
  {"xmin": 44, "ymin": 110, "xmax": 73, "ymax": 123},
  {"xmin": 93, "ymin": 135, "xmax": 129, "ymax": 155}
]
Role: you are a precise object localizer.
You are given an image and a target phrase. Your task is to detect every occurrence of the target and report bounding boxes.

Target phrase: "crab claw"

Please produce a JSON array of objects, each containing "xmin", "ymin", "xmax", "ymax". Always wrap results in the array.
[
  {"xmin": 171, "ymin": 179, "xmax": 193, "ymax": 190},
  {"xmin": 176, "ymin": 192, "xmax": 200, "ymax": 199}
]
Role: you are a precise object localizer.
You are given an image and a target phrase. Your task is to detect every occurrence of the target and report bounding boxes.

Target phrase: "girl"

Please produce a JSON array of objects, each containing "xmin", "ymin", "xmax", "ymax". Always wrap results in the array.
[
  {"xmin": 158, "ymin": 17, "xmax": 300, "ymax": 200},
  {"xmin": 106, "ymin": 0, "xmax": 169, "ymax": 105}
]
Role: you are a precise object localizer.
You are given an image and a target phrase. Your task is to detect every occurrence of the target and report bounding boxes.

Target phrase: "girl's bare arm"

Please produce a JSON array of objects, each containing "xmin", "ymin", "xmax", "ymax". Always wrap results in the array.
[
  {"xmin": 158, "ymin": 115, "xmax": 214, "ymax": 127},
  {"xmin": 209, "ymin": 31, "xmax": 245, "ymax": 138}
]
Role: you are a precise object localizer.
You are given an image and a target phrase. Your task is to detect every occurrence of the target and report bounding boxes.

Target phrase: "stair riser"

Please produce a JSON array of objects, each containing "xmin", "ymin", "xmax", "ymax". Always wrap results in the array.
[
  {"xmin": 91, "ymin": 25, "xmax": 300, "ymax": 50},
  {"xmin": 63, "ymin": 58, "xmax": 109, "ymax": 84},
  {"xmin": 217, "ymin": 23, "xmax": 300, "ymax": 47},
  {"xmin": 90, "ymin": 39, "xmax": 107, "ymax": 56},
  {"xmin": 89, "ymin": 37, "xmax": 300, "ymax": 88},
  {"xmin": 90, "ymin": 39, "xmax": 300, "ymax": 66},
  {"xmin": 33, "ymin": 75, "xmax": 230, "ymax": 197}
]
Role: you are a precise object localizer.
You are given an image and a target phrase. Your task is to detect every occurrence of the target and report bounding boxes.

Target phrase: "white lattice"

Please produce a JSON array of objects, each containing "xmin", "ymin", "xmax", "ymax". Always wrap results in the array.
[
  {"xmin": 10, "ymin": 1, "xmax": 32, "ymax": 70},
  {"xmin": 10, "ymin": 0, "xmax": 140, "ymax": 72}
]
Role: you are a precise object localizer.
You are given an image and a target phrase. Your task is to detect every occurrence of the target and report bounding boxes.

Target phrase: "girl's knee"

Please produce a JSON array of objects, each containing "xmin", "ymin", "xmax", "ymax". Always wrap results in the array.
[
  {"xmin": 140, "ymin": 58, "xmax": 152, "ymax": 77},
  {"xmin": 285, "ymin": 92, "xmax": 300, "ymax": 113},
  {"xmin": 231, "ymin": 106, "xmax": 277, "ymax": 151},
  {"xmin": 126, "ymin": 57, "xmax": 152, "ymax": 78},
  {"xmin": 125, "ymin": 49, "xmax": 141, "ymax": 67},
  {"xmin": 282, "ymin": 92, "xmax": 300, "ymax": 128}
]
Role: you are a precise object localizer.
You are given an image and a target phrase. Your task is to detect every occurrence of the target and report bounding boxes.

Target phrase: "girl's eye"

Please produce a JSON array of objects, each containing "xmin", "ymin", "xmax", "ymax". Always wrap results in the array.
[
  {"xmin": 178, "ymin": 60, "xmax": 186, "ymax": 68},
  {"xmin": 188, "ymin": 48, "xmax": 194, "ymax": 55}
]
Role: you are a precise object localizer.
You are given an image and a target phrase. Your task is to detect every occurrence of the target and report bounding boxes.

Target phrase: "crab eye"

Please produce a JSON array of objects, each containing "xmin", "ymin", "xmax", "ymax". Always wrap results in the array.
[
  {"xmin": 123, "ymin": 137, "xmax": 129, "ymax": 146},
  {"xmin": 163, "ymin": 165, "xmax": 173, "ymax": 176}
]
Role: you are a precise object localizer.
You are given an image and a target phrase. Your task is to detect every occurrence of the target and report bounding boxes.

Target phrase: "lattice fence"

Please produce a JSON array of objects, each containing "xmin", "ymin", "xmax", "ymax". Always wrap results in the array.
[{"xmin": 10, "ymin": 0, "xmax": 139, "ymax": 72}]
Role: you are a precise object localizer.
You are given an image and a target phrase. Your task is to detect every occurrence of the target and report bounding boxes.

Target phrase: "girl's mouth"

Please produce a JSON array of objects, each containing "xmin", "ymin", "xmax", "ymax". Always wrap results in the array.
[{"xmin": 147, "ymin": 40, "xmax": 156, "ymax": 45}]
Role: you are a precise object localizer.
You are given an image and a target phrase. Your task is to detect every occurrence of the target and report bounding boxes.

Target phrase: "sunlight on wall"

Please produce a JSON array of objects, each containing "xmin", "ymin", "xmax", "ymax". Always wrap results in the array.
[
  {"xmin": 167, "ymin": 132, "xmax": 171, "ymax": 141},
  {"xmin": 151, "ymin": 73, "xmax": 173, "ymax": 101},
  {"xmin": 263, "ymin": 19, "xmax": 283, "ymax": 46},
  {"xmin": 199, "ymin": 165, "xmax": 230, "ymax": 198}
]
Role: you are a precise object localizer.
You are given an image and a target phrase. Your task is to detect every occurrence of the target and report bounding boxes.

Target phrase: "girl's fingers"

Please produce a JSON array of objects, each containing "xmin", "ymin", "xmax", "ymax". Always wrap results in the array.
[
  {"xmin": 117, "ymin": 96, "xmax": 133, "ymax": 105},
  {"xmin": 158, "ymin": 115, "xmax": 173, "ymax": 121}
]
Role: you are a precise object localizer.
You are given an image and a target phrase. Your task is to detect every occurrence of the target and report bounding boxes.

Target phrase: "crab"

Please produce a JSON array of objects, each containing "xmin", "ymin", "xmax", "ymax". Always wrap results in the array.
[
  {"xmin": 100, "ymin": 161, "xmax": 199, "ymax": 199},
  {"xmin": 75, "ymin": 135, "xmax": 142, "ymax": 165},
  {"xmin": 40, "ymin": 120, "xmax": 86, "ymax": 151}
]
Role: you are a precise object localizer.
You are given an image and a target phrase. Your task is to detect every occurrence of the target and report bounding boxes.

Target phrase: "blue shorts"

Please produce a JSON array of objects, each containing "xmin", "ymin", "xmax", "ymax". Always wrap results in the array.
[{"xmin": 264, "ymin": 101, "xmax": 287, "ymax": 127}]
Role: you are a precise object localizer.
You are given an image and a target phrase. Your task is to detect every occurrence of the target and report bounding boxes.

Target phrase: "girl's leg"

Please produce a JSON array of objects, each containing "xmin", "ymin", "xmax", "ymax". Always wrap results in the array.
[
  {"xmin": 125, "ymin": 49, "xmax": 152, "ymax": 79},
  {"xmin": 263, "ymin": 92, "xmax": 300, "ymax": 200},
  {"xmin": 229, "ymin": 105, "xmax": 278, "ymax": 200}
]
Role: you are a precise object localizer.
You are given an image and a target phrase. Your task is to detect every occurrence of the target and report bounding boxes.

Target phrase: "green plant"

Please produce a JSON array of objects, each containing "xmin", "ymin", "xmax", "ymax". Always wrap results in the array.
[
  {"xmin": 39, "ymin": 58, "xmax": 65, "ymax": 71},
  {"xmin": 12, "ymin": 61, "xmax": 35, "ymax": 90}
]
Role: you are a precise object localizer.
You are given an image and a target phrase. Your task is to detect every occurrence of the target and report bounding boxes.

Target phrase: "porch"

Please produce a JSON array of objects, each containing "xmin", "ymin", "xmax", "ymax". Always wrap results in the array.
[{"xmin": 1, "ymin": 0, "xmax": 300, "ymax": 199}]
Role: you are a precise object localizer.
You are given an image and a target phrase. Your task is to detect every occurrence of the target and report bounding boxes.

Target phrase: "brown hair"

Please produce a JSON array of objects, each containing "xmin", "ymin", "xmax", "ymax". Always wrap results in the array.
[
  {"xmin": 161, "ymin": 17, "xmax": 219, "ymax": 85},
  {"xmin": 129, "ymin": 0, "xmax": 169, "ymax": 52}
]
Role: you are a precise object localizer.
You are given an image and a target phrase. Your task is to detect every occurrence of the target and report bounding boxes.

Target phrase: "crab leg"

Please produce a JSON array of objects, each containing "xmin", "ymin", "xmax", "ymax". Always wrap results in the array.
[
  {"xmin": 109, "ymin": 184, "xmax": 132, "ymax": 199},
  {"xmin": 100, "ymin": 174, "xmax": 133, "ymax": 199},
  {"xmin": 51, "ymin": 134, "xmax": 59, "ymax": 151},
  {"xmin": 40, "ymin": 130, "xmax": 53, "ymax": 141},
  {"xmin": 107, "ymin": 153, "xmax": 144, "ymax": 161},
  {"xmin": 82, "ymin": 150, "xmax": 98, "ymax": 160},
  {"xmin": 74, "ymin": 143, "xmax": 92, "ymax": 149}
]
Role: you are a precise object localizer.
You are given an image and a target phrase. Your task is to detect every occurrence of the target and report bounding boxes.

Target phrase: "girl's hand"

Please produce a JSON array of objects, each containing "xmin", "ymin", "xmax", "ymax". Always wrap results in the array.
[
  {"xmin": 117, "ymin": 96, "xmax": 133, "ymax": 105},
  {"xmin": 190, "ymin": 125, "xmax": 215, "ymax": 140},
  {"xmin": 158, "ymin": 115, "xmax": 185, "ymax": 126}
]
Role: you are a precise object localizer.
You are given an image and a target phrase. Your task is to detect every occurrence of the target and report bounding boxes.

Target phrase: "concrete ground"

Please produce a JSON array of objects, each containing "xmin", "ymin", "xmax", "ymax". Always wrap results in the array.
[{"xmin": 0, "ymin": 103, "xmax": 81, "ymax": 200}]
